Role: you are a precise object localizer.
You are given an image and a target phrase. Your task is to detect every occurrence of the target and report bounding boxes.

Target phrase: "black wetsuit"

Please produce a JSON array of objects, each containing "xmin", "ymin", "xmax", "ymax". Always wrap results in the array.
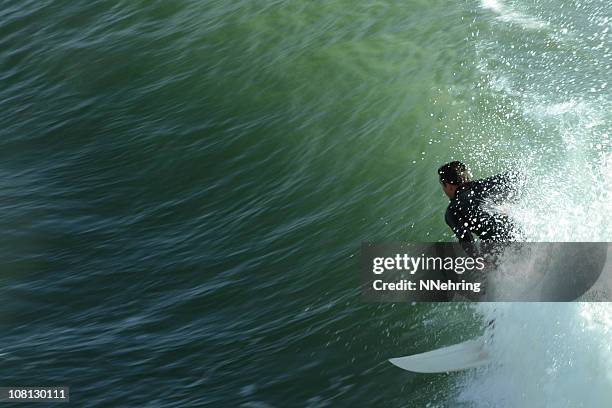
[{"xmin": 445, "ymin": 172, "xmax": 520, "ymax": 252}]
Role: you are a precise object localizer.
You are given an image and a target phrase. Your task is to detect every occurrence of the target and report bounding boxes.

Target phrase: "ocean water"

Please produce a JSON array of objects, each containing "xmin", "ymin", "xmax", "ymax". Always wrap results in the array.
[{"xmin": 0, "ymin": 0, "xmax": 610, "ymax": 406}]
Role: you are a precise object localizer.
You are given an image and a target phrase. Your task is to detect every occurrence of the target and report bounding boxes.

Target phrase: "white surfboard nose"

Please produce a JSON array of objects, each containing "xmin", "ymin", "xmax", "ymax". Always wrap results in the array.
[{"xmin": 389, "ymin": 337, "xmax": 490, "ymax": 373}]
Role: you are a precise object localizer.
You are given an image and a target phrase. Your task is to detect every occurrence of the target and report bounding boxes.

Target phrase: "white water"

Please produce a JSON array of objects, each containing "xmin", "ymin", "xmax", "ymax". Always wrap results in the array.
[
  {"xmin": 481, "ymin": 0, "xmax": 549, "ymax": 30},
  {"xmin": 457, "ymin": 0, "xmax": 612, "ymax": 406},
  {"xmin": 459, "ymin": 303, "xmax": 612, "ymax": 407}
]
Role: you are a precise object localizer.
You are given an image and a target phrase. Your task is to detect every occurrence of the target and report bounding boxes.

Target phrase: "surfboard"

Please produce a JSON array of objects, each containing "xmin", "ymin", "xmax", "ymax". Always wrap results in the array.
[{"xmin": 388, "ymin": 336, "xmax": 490, "ymax": 373}]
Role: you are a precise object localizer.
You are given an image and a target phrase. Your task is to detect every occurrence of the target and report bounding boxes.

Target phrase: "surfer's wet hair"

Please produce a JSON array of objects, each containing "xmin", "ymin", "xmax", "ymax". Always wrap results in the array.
[{"xmin": 438, "ymin": 161, "xmax": 470, "ymax": 185}]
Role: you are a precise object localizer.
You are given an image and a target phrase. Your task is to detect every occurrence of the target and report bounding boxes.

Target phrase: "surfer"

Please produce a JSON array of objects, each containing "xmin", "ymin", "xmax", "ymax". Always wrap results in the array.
[
  {"xmin": 438, "ymin": 161, "xmax": 521, "ymax": 255},
  {"xmin": 437, "ymin": 161, "xmax": 522, "ymax": 302}
]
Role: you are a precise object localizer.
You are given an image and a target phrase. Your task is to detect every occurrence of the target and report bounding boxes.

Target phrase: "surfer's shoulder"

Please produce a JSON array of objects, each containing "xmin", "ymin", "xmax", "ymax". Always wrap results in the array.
[{"xmin": 454, "ymin": 182, "xmax": 474, "ymax": 200}]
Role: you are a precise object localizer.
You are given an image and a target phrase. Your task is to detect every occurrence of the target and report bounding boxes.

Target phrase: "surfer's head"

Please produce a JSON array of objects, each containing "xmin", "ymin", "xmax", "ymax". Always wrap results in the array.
[{"xmin": 438, "ymin": 161, "xmax": 470, "ymax": 199}]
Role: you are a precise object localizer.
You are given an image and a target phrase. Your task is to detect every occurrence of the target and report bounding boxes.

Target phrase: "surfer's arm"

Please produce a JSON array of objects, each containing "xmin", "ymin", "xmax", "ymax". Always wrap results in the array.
[
  {"xmin": 445, "ymin": 208, "xmax": 478, "ymax": 257},
  {"xmin": 483, "ymin": 171, "xmax": 524, "ymax": 203},
  {"xmin": 445, "ymin": 208, "xmax": 473, "ymax": 242}
]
